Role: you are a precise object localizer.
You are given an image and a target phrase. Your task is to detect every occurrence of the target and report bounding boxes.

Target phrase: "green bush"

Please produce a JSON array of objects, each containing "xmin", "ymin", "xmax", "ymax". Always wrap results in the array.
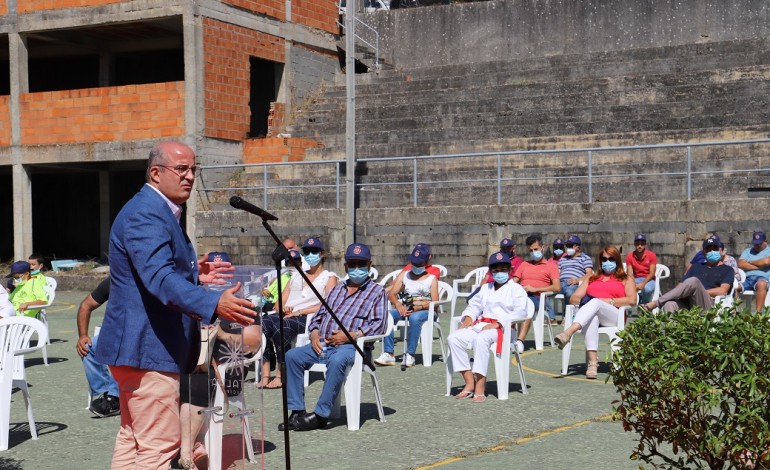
[{"xmin": 610, "ymin": 305, "xmax": 770, "ymax": 469}]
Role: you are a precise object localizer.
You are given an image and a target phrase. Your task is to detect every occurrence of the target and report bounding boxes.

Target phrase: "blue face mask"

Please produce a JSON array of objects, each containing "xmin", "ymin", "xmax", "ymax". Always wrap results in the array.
[
  {"xmin": 411, "ymin": 266, "xmax": 426, "ymax": 275},
  {"xmin": 706, "ymin": 250, "xmax": 722, "ymax": 264},
  {"xmin": 30, "ymin": 269, "xmax": 40, "ymax": 276},
  {"xmin": 492, "ymin": 272, "xmax": 509, "ymax": 284},
  {"xmin": 347, "ymin": 267, "xmax": 370, "ymax": 284},
  {"xmin": 530, "ymin": 250, "xmax": 543, "ymax": 261},
  {"xmin": 601, "ymin": 261, "xmax": 617, "ymax": 274},
  {"xmin": 304, "ymin": 253, "xmax": 322, "ymax": 267},
  {"xmin": 553, "ymin": 249, "xmax": 564, "ymax": 257}
]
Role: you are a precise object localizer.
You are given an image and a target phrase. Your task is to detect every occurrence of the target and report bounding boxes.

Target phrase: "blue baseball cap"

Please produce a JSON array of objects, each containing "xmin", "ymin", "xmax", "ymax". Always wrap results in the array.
[
  {"xmin": 207, "ymin": 252, "xmax": 231, "ymax": 263},
  {"xmin": 488, "ymin": 251, "xmax": 511, "ymax": 267},
  {"xmin": 414, "ymin": 242, "xmax": 431, "ymax": 255},
  {"xmin": 408, "ymin": 246, "xmax": 430, "ymax": 264},
  {"xmin": 566, "ymin": 235, "xmax": 581, "ymax": 245},
  {"xmin": 553, "ymin": 238, "xmax": 565, "ymax": 247},
  {"xmin": 752, "ymin": 231, "xmax": 766, "ymax": 246},
  {"xmin": 634, "ymin": 234, "xmax": 647, "ymax": 243},
  {"xmin": 500, "ymin": 238, "xmax": 514, "ymax": 248},
  {"xmin": 345, "ymin": 243, "xmax": 372, "ymax": 261},
  {"xmin": 703, "ymin": 235, "xmax": 721, "ymax": 249},
  {"xmin": 6, "ymin": 261, "xmax": 30, "ymax": 278},
  {"xmin": 287, "ymin": 249, "xmax": 302, "ymax": 260},
  {"xmin": 302, "ymin": 237, "xmax": 325, "ymax": 251}
]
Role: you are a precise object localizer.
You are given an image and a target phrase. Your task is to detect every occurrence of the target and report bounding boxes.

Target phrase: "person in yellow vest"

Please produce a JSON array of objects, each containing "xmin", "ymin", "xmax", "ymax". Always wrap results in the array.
[{"xmin": 7, "ymin": 261, "xmax": 48, "ymax": 317}]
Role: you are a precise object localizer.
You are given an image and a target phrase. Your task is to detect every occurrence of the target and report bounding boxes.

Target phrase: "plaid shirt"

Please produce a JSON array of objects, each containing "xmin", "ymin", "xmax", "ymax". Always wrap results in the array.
[{"xmin": 309, "ymin": 278, "xmax": 388, "ymax": 339}]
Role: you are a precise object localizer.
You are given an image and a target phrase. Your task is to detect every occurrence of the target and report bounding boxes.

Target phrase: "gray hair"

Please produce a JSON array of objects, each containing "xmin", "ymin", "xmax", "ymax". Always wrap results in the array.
[{"xmin": 145, "ymin": 143, "xmax": 167, "ymax": 181}]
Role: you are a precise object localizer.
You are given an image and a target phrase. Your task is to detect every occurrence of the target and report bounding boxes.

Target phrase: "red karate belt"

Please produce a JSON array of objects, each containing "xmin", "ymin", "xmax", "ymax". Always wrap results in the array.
[{"xmin": 474, "ymin": 317, "xmax": 504, "ymax": 356}]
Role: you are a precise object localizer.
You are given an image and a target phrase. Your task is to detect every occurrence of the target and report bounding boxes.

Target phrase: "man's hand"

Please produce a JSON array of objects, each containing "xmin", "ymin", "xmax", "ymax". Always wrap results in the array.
[
  {"xmin": 635, "ymin": 282, "xmax": 645, "ymax": 291},
  {"xmin": 523, "ymin": 285, "xmax": 538, "ymax": 294},
  {"xmin": 198, "ymin": 254, "xmax": 235, "ymax": 285},
  {"xmin": 460, "ymin": 316, "xmax": 473, "ymax": 329},
  {"xmin": 215, "ymin": 282, "xmax": 257, "ymax": 325},
  {"xmin": 310, "ymin": 330, "xmax": 322, "ymax": 354},
  {"xmin": 76, "ymin": 335, "xmax": 92, "ymax": 358},
  {"xmin": 325, "ymin": 329, "xmax": 350, "ymax": 346},
  {"xmin": 567, "ymin": 278, "xmax": 579, "ymax": 286}
]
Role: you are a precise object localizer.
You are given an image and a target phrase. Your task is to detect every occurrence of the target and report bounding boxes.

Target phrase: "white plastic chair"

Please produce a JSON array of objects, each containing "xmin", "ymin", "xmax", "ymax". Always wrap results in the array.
[
  {"xmin": 0, "ymin": 316, "xmax": 48, "ymax": 451},
  {"xmin": 205, "ymin": 332, "xmax": 266, "ymax": 470},
  {"xmin": 303, "ymin": 315, "xmax": 393, "ymax": 431},
  {"xmin": 532, "ymin": 291, "xmax": 556, "ymax": 350},
  {"xmin": 560, "ymin": 303, "xmax": 628, "ymax": 375},
  {"xmin": 392, "ymin": 281, "xmax": 453, "ymax": 367},
  {"xmin": 450, "ymin": 267, "xmax": 488, "ymax": 318},
  {"xmin": 714, "ymin": 276, "xmax": 740, "ymax": 310},
  {"xmin": 652, "ymin": 264, "xmax": 670, "ymax": 302},
  {"xmin": 445, "ymin": 298, "xmax": 535, "ymax": 400},
  {"xmin": 432, "ymin": 264, "xmax": 448, "ymax": 278},
  {"xmin": 28, "ymin": 276, "xmax": 56, "ymax": 366}
]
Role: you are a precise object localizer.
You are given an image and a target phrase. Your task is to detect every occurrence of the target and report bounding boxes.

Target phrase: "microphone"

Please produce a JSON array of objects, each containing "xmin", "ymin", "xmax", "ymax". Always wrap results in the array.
[{"xmin": 229, "ymin": 196, "xmax": 279, "ymax": 221}]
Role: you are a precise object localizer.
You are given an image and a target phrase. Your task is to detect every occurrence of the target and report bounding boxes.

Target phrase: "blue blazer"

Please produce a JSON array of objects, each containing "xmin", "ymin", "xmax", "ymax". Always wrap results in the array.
[{"xmin": 95, "ymin": 184, "xmax": 221, "ymax": 374}]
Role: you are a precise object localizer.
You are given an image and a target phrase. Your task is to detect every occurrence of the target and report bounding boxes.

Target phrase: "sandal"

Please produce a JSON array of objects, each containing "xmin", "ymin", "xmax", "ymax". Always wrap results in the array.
[
  {"xmin": 256, "ymin": 376, "xmax": 272, "ymax": 389},
  {"xmin": 472, "ymin": 394, "xmax": 486, "ymax": 403},
  {"xmin": 455, "ymin": 389, "xmax": 474, "ymax": 399},
  {"xmin": 265, "ymin": 377, "xmax": 283, "ymax": 389},
  {"xmin": 554, "ymin": 332, "xmax": 571, "ymax": 350},
  {"xmin": 586, "ymin": 361, "xmax": 599, "ymax": 379}
]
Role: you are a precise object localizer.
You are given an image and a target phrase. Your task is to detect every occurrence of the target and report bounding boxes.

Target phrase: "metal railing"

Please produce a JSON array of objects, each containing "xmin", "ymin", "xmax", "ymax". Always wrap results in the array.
[
  {"xmin": 337, "ymin": 16, "xmax": 380, "ymax": 70},
  {"xmin": 198, "ymin": 138, "xmax": 770, "ymax": 210}
]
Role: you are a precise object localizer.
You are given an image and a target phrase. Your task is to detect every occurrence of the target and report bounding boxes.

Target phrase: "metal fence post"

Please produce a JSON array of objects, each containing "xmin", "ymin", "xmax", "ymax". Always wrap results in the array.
[
  {"xmin": 413, "ymin": 158, "xmax": 418, "ymax": 207},
  {"xmin": 263, "ymin": 165, "xmax": 268, "ymax": 210},
  {"xmin": 587, "ymin": 150, "xmax": 593, "ymax": 203},
  {"xmin": 687, "ymin": 146, "xmax": 692, "ymax": 201},
  {"xmin": 497, "ymin": 154, "xmax": 502, "ymax": 205},
  {"xmin": 336, "ymin": 161, "xmax": 341, "ymax": 209}
]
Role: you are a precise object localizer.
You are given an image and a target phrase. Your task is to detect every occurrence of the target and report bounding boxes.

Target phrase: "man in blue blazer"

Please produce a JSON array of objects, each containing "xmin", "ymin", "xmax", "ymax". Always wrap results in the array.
[{"xmin": 95, "ymin": 141, "xmax": 256, "ymax": 469}]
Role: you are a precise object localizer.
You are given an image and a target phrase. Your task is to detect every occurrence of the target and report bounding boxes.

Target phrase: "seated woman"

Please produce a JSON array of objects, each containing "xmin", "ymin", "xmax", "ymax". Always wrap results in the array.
[
  {"xmin": 554, "ymin": 245, "xmax": 636, "ymax": 379},
  {"xmin": 178, "ymin": 320, "xmax": 262, "ymax": 470},
  {"xmin": 259, "ymin": 238, "xmax": 337, "ymax": 389},
  {"xmin": 374, "ymin": 245, "xmax": 439, "ymax": 367},
  {"xmin": 446, "ymin": 252, "xmax": 529, "ymax": 402}
]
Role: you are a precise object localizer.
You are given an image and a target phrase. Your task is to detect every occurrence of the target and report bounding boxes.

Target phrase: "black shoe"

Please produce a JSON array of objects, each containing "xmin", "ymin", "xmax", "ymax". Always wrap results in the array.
[
  {"xmin": 90, "ymin": 393, "xmax": 121, "ymax": 418},
  {"xmin": 295, "ymin": 412, "xmax": 328, "ymax": 431},
  {"xmin": 277, "ymin": 411, "xmax": 306, "ymax": 431}
]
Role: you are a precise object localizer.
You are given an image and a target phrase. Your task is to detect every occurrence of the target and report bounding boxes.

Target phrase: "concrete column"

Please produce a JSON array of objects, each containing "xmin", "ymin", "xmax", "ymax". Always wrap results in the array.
[
  {"xmin": 99, "ymin": 171, "xmax": 111, "ymax": 259},
  {"xmin": 10, "ymin": 32, "xmax": 31, "ymax": 260},
  {"xmin": 183, "ymin": 3, "xmax": 205, "ymax": 248}
]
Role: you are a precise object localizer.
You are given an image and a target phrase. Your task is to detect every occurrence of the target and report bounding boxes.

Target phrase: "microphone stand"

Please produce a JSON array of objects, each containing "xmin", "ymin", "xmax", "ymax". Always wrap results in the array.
[{"xmin": 258, "ymin": 216, "xmax": 376, "ymax": 470}]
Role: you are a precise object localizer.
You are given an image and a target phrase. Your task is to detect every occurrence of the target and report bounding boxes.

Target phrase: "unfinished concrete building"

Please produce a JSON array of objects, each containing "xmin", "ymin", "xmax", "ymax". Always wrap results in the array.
[{"xmin": 0, "ymin": 0, "xmax": 339, "ymax": 262}]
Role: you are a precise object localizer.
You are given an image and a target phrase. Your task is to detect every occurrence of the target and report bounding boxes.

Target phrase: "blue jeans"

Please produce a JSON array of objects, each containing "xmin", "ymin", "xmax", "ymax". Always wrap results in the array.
[
  {"xmin": 528, "ymin": 293, "xmax": 555, "ymax": 321},
  {"xmin": 635, "ymin": 277, "xmax": 656, "ymax": 304},
  {"xmin": 561, "ymin": 283, "xmax": 579, "ymax": 303},
  {"xmin": 383, "ymin": 308, "xmax": 429, "ymax": 355},
  {"xmin": 83, "ymin": 335, "xmax": 119, "ymax": 397},
  {"xmin": 286, "ymin": 343, "xmax": 356, "ymax": 418}
]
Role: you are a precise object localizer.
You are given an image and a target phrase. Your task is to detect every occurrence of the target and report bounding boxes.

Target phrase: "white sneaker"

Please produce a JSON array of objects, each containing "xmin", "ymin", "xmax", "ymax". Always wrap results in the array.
[
  {"xmin": 513, "ymin": 339, "xmax": 524, "ymax": 354},
  {"xmin": 374, "ymin": 353, "xmax": 396, "ymax": 366},
  {"xmin": 404, "ymin": 354, "xmax": 416, "ymax": 367}
]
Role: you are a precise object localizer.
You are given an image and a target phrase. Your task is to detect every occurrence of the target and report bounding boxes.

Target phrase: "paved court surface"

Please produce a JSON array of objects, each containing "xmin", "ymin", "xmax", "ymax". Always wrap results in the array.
[{"xmin": 1, "ymin": 289, "xmax": 650, "ymax": 470}]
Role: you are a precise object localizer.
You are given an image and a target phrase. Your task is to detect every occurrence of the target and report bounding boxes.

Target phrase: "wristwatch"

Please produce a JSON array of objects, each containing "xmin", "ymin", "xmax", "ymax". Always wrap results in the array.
[{"xmin": 609, "ymin": 298, "xmax": 616, "ymax": 306}]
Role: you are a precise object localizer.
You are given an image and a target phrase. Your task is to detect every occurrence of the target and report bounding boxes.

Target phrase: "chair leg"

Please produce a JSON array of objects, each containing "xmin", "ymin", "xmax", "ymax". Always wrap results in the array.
[
  {"xmin": 560, "ymin": 338, "xmax": 573, "ymax": 376},
  {"xmin": 493, "ymin": 353, "xmax": 509, "ymax": 400},
  {"xmin": 420, "ymin": 321, "xmax": 433, "ymax": 367},
  {"xmin": 17, "ymin": 381, "xmax": 37, "ymax": 439},
  {"xmin": 367, "ymin": 370, "xmax": 385, "ymax": 422},
  {"xmin": 513, "ymin": 350, "xmax": 528, "ymax": 395},
  {"xmin": 545, "ymin": 320, "xmax": 555, "ymax": 348},
  {"xmin": 230, "ymin": 393, "xmax": 256, "ymax": 463},
  {"xmin": 435, "ymin": 323, "xmax": 446, "ymax": 363},
  {"xmin": 444, "ymin": 352, "xmax": 454, "ymax": 396},
  {"xmin": 533, "ymin": 306, "xmax": 545, "ymax": 350},
  {"xmin": 343, "ymin": 373, "xmax": 360, "ymax": 431}
]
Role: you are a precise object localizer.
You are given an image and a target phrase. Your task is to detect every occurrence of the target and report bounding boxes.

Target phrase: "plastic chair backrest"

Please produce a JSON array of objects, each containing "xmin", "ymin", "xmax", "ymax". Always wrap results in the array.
[
  {"xmin": 432, "ymin": 264, "xmax": 448, "ymax": 278},
  {"xmin": 0, "ymin": 317, "xmax": 48, "ymax": 379}
]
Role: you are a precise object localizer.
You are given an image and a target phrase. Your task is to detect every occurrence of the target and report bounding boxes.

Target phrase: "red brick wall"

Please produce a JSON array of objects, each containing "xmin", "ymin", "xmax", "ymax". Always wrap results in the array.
[
  {"xmin": 243, "ymin": 137, "xmax": 322, "ymax": 163},
  {"xmin": 20, "ymin": 82, "xmax": 184, "ymax": 145},
  {"xmin": 0, "ymin": 96, "xmax": 10, "ymax": 146},
  {"xmin": 203, "ymin": 18, "xmax": 285, "ymax": 142},
  {"xmin": 223, "ymin": 0, "xmax": 284, "ymax": 22},
  {"xmin": 292, "ymin": 0, "xmax": 338, "ymax": 34},
  {"xmin": 18, "ymin": 0, "xmax": 122, "ymax": 13}
]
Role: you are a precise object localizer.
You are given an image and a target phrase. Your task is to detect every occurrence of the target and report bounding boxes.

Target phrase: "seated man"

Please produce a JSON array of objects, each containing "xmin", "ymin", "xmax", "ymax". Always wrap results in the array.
[
  {"xmin": 512, "ymin": 235, "xmax": 560, "ymax": 352},
  {"xmin": 738, "ymin": 231, "xmax": 770, "ymax": 311},
  {"xmin": 625, "ymin": 233, "xmax": 657, "ymax": 304},
  {"xmin": 550, "ymin": 238, "xmax": 566, "ymax": 264},
  {"xmin": 558, "ymin": 235, "xmax": 594, "ymax": 301},
  {"xmin": 282, "ymin": 243, "xmax": 388, "ymax": 431},
  {"xmin": 76, "ymin": 277, "xmax": 120, "ymax": 418},
  {"xmin": 6, "ymin": 261, "xmax": 48, "ymax": 317},
  {"xmin": 643, "ymin": 236, "xmax": 733, "ymax": 312}
]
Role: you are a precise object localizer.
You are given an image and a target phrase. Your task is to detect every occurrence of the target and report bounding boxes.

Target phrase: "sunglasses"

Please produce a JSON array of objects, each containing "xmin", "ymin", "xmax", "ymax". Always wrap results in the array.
[
  {"xmin": 565, "ymin": 244, "xmax": 577, "ymax": 248},
  {"xmin": 302, "ymin": 248, "xmax": 322, "ymax": 255},
  {"xmin": 704, "ymin": 246, "xmax": 720, "ymax": 253},
  {"xmin": 600, "ymin": 256, "xmax": 614, "ymax": 262}
]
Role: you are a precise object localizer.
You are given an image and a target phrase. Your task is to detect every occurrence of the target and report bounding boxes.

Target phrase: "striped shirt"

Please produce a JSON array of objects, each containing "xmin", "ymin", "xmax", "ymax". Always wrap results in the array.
[
  {"xmin": 309, "ymin": 277, "xmax": 388, "ymax": 339},
  {"xmin": 558, "ymin": 252, "xmax": 593, "ymax": 282}
]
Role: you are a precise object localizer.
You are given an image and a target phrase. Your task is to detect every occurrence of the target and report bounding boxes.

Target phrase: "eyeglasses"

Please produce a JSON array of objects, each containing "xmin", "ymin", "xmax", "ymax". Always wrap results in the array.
[
  {"xmin": 302, "ymin": 248, "xmax": 322, "ymax": 255},
  {"xmin": 634, "ymin": 241, "xmax": 646, "ymax": 246},
  {"xmin": 553, "ymin": 245, "xmax": 564, "ymax": 250},
  {"xmin": 600, "ymin": 256, "xmax": 614, "ymax": 262},
  {"xmin": 157, "ymin": 165, "xmax": 198, "ymax": 177}
]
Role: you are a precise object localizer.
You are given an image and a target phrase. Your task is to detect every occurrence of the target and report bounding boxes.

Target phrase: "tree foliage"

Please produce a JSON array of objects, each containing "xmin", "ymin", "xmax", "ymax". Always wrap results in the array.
[{"xmin": 610, "ymin": 305, "xmax": 770, "ymax": 469}]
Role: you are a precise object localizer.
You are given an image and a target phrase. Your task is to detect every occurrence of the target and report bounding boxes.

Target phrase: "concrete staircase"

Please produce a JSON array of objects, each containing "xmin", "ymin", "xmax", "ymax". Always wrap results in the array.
[{"xmin": 206, "ymin": 38, "xmax": 770, "ymax": 211}]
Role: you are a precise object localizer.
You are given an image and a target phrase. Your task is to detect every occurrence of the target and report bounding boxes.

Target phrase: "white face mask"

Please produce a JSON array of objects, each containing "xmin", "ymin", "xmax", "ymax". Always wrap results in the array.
[{"xmin": 566, "ymin": 248, "xmax": 576, "ymax": 257}]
